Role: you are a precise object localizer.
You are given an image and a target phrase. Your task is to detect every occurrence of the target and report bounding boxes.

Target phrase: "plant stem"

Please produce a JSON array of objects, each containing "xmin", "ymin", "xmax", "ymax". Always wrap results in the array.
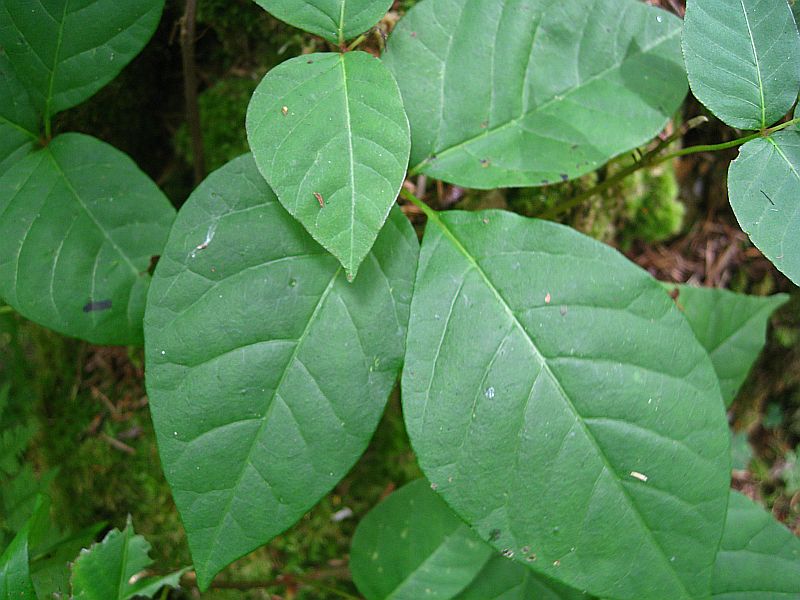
[
  {"xmin": 540, "ymin": 117, "xmax": 800, "ymax": 220},
  {"xmin": 0, "ymin": 306, "xmax": 14, "ymax": 315},
  {"xmin": 181, "ymin": 0, "xmax": 205, "ymax": 186},
  {"xmin": 400, "ymin": 188, "xmax": 438, "ymax": 220},
  {"xmin": 346, "ymin": 33, "xmax": 367, "ymax": 52}
]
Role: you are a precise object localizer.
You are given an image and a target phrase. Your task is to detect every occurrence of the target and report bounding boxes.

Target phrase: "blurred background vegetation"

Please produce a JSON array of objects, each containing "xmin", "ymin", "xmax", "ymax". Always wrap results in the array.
[{"xmin": 2, "ymin": 0, "xmax": 799, "ymax": 597}]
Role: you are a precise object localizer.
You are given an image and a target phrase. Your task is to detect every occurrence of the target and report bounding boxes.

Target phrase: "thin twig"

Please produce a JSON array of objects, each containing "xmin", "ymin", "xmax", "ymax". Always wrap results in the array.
[{"xmin": 181, "ymin": 0, "xmax": 205, "ymax": 185}]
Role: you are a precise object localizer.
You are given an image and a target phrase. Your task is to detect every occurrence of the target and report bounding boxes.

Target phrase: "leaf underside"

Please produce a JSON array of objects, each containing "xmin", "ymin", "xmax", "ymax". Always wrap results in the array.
[
  {"xmin": 252, "ymin": 0, "xmax": 393, "ymax": 44},
  {"xmin": 683, "ymin": 0, "xmax": 800, "ymax": 130},
  {"xmin": 711, "ymin": 491, "xmax": 800, "ymax": 599},
  {"xmin": 383, "ymin": 0, "xmax": 687, "ymax": 188},
  {"xmin": 669, "ymin": 285, "xmax": 789, "ymax": 407},
  {"xmin": 402, "ymin": 210, "xmax": 730, "ymax": 600},
  {"xmin": 0, "ymin": 133, "xmax": 175, "ymax": 345},
  {"xmin": 728, "ymin": 130, "xmax": 800, "ymax": 285},
  {"xmin": 0, "ymin": 0, "xmax": 165, "ymax": 119},
  {"xmin": 247, "ymin": 51, "xmax": 411, "ymax": 278},
  {"xmin": 144, "ymin": 155, "xmax": 418, "ymax": 589}
]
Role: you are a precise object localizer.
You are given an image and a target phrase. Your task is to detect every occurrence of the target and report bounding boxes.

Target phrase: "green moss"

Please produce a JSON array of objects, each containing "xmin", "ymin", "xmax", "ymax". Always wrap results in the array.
[
  {"xmin": 174, "ymin": 77, "xmax": 258, "ymax": 173},
  {"xmin": 620, "ymin": 163, "xmax": 685, "ymax": 247}
]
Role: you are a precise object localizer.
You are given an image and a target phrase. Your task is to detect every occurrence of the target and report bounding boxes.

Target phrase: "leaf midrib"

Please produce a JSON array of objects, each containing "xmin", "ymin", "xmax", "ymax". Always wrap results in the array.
[
  {"xmin": 409, "ymin": 15, "xmax": 679, "ymax": 173},
  {"xmin": 739, "ymin": 0, "xmax": 767, "ymax": 129},
  {"xmin": 427, "ymin": 212, "xmax": 694, "ymax": 599},
  {"xmin": 44, "ymin": 0, "xmax": 70, "ymax": 123},
  {"xmin": 339, "ymin": 55, "xmax": 357, "ymax": 272},
  {"xmin": 200, "ymin": 266, "xmax": 343, "ymax": 580}
]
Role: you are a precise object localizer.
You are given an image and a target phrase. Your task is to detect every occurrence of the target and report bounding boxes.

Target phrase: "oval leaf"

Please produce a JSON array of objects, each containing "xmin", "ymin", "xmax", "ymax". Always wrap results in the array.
[
  {"xmin": 383, "ymin": 0, "xmax": 687, "ymax": 188},
  {"xmin": 402, "ymin": 210, "xmax": 730, "ymax": 600},
  {"xmin": 683, "ymin": 0, "xmax": 800, "ymax": 130},
  {"xmin": 0, "ymin": 0, "xmax": 165, "ymax": 118},
  {"xmin": 351, "ymin": 479, "xmax": 493, "ymax": 600},
  {"xmin": 455, "ymin": 555, "xmax": 594, "ymax": 600},
  {"xmin": 144, "ymin": 155, "xmax": 418, "ymax": 590},
  {"xmin": 668, "ymin": 285, "xmax": 789, "ymax": 407},
  {"xmin": 0, "ymin": 133, "xmax": 175, "ymax": 345},
  {"xmin": 252, "ymin": 0, "xmax": 393, "ymax": 45},
  {"xmin": 712, "ymin": 491, "xmax": 800, "ymax": 599},
  {"xmin": 247, "ymin": 51, "xmax": 410, "ymax": 278},
  {"xmin": 70, "ymin": 518, "xmax": 185, "ymax": 600},
  {"xmin": 728, "ymin": 130, "xmax": 800, "ymax": 285},
  {"xmin": 0, "ymin": 51, "xmax": 38, "ymax": 177}
]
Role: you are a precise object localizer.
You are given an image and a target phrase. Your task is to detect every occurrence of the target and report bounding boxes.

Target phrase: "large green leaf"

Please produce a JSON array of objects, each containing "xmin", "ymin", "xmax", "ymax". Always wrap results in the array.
[
  {"xmin": 383, "ymin": 0, "xmax": 686, "ymax": 189},
  {"xmin": 712, "ymin": 491, "xmax": 800, "ymax": 598},
  {"xmin": 70, "ymin": 517, "xmax": 185, "ymax": 600},
  {"xmin": 0, "ymin": 133, "xmax": 175, "ymax": 345},
  {"xmin": 252, "ymin": 0, "xmax": 393, "ymax": 45},
  {"xmin": 728, "ymin": 130, "xmax": 800, "ymax": 285},
  {"xmin": 0, "ymin": 51, "xmax": 38, "ymax": 177},
  {"xmin": 402, "ymin": 209, "xmax": 730, "ymax": 600},
  {"xmin": 247, "ymin": 51, "xmax": 410, "ymax": 278},
  {"xmin": 144, "ymin": 155, "xmax": 418, "ymax": 589},
  {"xmin": 351, "ymin": 479, "xmax": 493, "ymax": 600},
  {"xmin": 0, "ymin": 0, "xmax": 165, "ymax": 120},
  {"xmin": 668, "ymin": 285, "xmax": 789, "ymax": 407},
  {"xmin": 683, "ymin": 0, "xmax": 800, "ymax": 131},
  {"xmin": 455, "ymin": 555, "xmax": 593, "ymax": 600}
]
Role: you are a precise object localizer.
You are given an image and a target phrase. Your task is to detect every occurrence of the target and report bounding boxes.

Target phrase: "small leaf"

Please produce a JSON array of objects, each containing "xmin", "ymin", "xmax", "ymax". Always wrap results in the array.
[
  {"xmin": 252, "ymin": 0, "xmax": 393, "ymax": 45},
  {"xmin": 728, "ymin": 130, "xmax": 800, "ymax": 285},
  {"xmin": 0, "ymin": 133, "xmax": 175, "ymax": 345},
  {"xmin": 0, "ymin": 0, "xmax": 165, "ymax": 119},
  {"xmin": 683, "ymin": 0, "xmax": 800, "ymax": 130},
  {"xmin": 0, "ymin": 51, "xmax": 38, "ymax": 177},
  {"xmin": 70, "ymin": 517, "xmax": 185, "ymax": 600},
  {"xmin": 668, "ymin": 285, "xmax": 788, "ymax": 406},
  {"xmin": 712, "ymin": 491, "xmax": 800, "ymax": 598},
  {"xmin": 144, "ymin": 155, "xmax": 418, "ymax": 589},
  {"xmin": 455, "ymin": 555, "xmax": 594, "ymax": 600},
  {"xmin": 383, "ymin": 0, "xmax": 687, "ymax": 188},
  {"xmin": 402, "ymin": 210, "xmax": 730, "ymax": 600},
  {"xmin": 0, "ymin": 496, "xmax": 46, "ymax": 600},
  {"xmin": 247, "ymin": 51, "xmax": 410, "ymax": 278},
  {"xmin": 350, "ymin": 479, "xmax": 493, "ymax": 600}
]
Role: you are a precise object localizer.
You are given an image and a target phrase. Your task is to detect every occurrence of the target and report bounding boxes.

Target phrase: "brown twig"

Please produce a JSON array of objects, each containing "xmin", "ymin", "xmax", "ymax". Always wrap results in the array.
[{"xmin": 181, "ymin": 0, "xmax": 205, "ymax": 185}]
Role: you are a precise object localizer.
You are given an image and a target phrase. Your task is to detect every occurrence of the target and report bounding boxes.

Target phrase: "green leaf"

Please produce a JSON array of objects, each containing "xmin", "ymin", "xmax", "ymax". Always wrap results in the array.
[
  {"xmin": 455, "ymin": 555, "xmax": 593, "ymax": 600},
  {"xmin": 0, "ymin": 133, "xmax": 175, "ymax": 345},
  {"xmin": 0, "ymin": 51, "xmax": 38, "ymax": 177},
  {"xmin": 0, "ymin": 0, "xmax": 165, "ymax": 120},
  {"xmin": 30, "ymin": 523, "xmax": 106, "ymax": 600},
  {"xmin": 712, "ymin": 491, "xmax": 800, "ymax": 598},
  {"xmin": 351, "ymin": 479, "xmax": 493, "ymax": 600},
  {"xmin": 683, "ymin": 0, "xmax": 800, "ymax": 130},
  {"xmin": 728, "ymin": 130, "xmax": 800, "ymax": 285},
  {"xmin": 402, "ymin": 209, "xmax": 730, "ymax": 600},
  {"xmin": 247, "ymin": 51, "xmax": 410, "ymax": 278},
  {"xmin": 252, "ymin": 0, "xmax": 393, "ymax": 45},
  {"xmin": 0, "ymin": 495, "xmax": 47, "ymax": 600},
  {"xmin": 383, "ymin": 0, "xmax": 686, "ymax": 188},
  {"xmin": 667, "ymin": 285, "xmax": 788, "ymax": 407},
  {"xmin": 144, "ymin": 155, "xmax": 418, "ymax": 589},
  {"xmin": 70, "ymin": 517, "xmax": 185, "ymax": 600}
]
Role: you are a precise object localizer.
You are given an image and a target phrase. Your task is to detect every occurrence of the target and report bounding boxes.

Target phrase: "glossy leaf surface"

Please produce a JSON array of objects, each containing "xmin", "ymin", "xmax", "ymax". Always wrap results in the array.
[
  {"xmin": 683, "ymin": 0, "xmax": 800, "ymax": 130},
  {"xmin": 0, "ymin": 51, "xmax": 37, "ymax": 177},
  {"xmin": 247, "ymin": 51, "xmax": 410, "ymax": 278},
  {"xmin": 351, "ymin": 479, "xmax": 492, "ymax": 600},
  {"xmin": 712, "ymin": 491, "xmax": 800, "ymax": 599},
  {"xmin": 0, "ymin": 0, "xmax": 165, "ymax": 119},
  {"xmin": 455, "ymin": 555, "xmax": 593, "ymax": 600},
  {"xmin": 0, "ymin": 133, "xmax": 175, "ymax": 345},
  {"xmin": 669, "ymin": 285, "xmax": 788, "ymax": 406},
  {"xmin": 402, "ymin": 210, "xmax": 730, "ymax": 600},
  {"xmin": 728, "ymin": 130, "xmax": 800, "ymax": 285},
  {"xmin": 252, "ymin": 0, "xmax": 393, "ymax": 44},
  {"xmin": 144, "ymin": 155, "xmax": 417, "ymax": 589},
  {"xmin": 383, "ymin": 0, "xmax": 686, "ymax": 188},
  {"xmin": 70, "ymin": 518, "xmax": 185, "ymax": 600}
]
